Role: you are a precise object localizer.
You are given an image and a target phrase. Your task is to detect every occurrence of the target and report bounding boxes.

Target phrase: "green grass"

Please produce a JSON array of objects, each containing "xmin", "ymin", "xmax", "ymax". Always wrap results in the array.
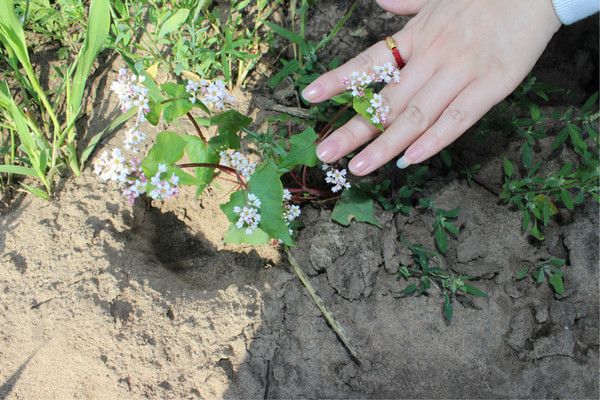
[{"xmin": 0, "ymin": 0, "xmax": 110, "ymax": 198}]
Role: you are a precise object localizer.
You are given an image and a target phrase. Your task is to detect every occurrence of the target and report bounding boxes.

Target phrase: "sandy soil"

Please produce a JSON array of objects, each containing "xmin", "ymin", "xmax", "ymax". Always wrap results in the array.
[{"xmin": 1, "ymin": 1, "xmax": 599, "ymax": 399}]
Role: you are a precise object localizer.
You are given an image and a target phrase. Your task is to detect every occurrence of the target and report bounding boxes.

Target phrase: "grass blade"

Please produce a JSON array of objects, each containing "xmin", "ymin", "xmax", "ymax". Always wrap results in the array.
[
  {"xmin": 66, "ymin": 0, "xmax": 110, "ymax": 136},
  {"xmin": 0, "ymin": 165, "xmax": 37, "ymax": 177},
  {"xmin": 80, "ymin": 108, "xmax": 137, "ymax": 167},
  {"xmin": 316, "ymin": 0, "xmax": 358, "ymax": 51}
]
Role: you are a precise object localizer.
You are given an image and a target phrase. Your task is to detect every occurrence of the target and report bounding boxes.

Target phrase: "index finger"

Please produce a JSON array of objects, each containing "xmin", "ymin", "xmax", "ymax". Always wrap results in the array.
[{"xmin": 301, "ymin": 31, "xmax": 413, "ymax": 103}]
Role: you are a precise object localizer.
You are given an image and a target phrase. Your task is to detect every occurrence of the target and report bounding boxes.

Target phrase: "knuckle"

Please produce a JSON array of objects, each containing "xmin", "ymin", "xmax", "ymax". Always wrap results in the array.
[
  {"xmin": 402, "ymin": 103, "xmax": 427, "ymax": 129},
  {"xmin": 339, "ymin": 123, "xmax": 363, "ymax": 144},
  {"xmin": 372, "ymin": 134, "xmax": 395, "ymax": 160},
  {"xmin": 379, "ymin": 93, "xmax": 395, "ymax": 125},
  {"xmin": 354, "ymin": 51, "xmax": 375, "ymax": 71},
  {"xmin": 487, "ymin": 57, "xmax": 514, "ymax": 86},
  {"xmin": 444, "ymin": 107, "xmax": 467, "ymax": 124}
]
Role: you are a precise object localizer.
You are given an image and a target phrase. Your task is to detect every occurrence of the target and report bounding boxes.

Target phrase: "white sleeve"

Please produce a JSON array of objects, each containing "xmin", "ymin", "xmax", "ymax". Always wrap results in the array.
[{"xmin": 552, "ymin": 0, "xmax": 600, "ymax": 25}]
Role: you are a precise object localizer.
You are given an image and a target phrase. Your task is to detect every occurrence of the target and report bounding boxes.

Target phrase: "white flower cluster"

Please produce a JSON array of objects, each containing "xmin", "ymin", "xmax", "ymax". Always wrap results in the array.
[
  {"xmin": 342, "ymin": 62, "xmax": 401, "ymax": 126},
  {"xmin": 147, "ymin": 163, "xmax": 180, "ymax": 201},
  {"xmin": 367, "ymin": 93, "xmax": 390, "ymax": 125},
  {"xmin": 94, "ymin": 148, "xmax": 130, "ymax": 183},
  {"xmin": 322, "ymin": 164, "xmax": 351, "ymax": 193},
  {"xmin": 219, "ymin": 150, "xmax": 256, "ymax": 180},
  {"xmin": 233, "ymin": 193, "xmax": 262, "ymax": 235},
  {"xmin": 374, "ymin": 62, "xmax": 401, "ymax": 84},
  {"xmin": 123, "ymin": 126, "xmax": 146, "ymax": 152},
  {"xmin": 110, "ymin": 68, "xmax": 150, "ymax": 124},
  {"xmin": 96, "ymin": 68, "xmax": 183, "ymax": 205},
  {"xmin": 282, "ymin": 189, "xmax": 301, "ymax": 224},
  {"xmin": 185, "ymin": 79, "xmax": 235, "ymax": 110}
]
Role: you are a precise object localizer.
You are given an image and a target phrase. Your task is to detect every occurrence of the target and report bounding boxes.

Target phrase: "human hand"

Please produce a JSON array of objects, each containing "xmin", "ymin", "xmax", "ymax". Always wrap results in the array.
[{"xmin": 303, "ymin": 0, "xmax": 561, "ymax": 175}]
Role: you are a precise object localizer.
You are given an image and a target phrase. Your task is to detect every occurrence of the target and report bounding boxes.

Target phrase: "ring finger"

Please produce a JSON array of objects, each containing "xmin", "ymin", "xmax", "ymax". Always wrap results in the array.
[
  {"xmin": 348, "ymin": 65, "xmax": 475, "ymax": 175},
  {"xmin": 316, "ymin": 53, "xmax": 438, "ymax": 163},
  {"xmin": 301, "ymin": 30, "xmax": 413, "ymax": 103}
]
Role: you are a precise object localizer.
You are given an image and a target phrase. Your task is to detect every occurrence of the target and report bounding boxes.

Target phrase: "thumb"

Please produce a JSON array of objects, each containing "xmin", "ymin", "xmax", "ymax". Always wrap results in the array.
[{"xmin": 376, "ymin": 0, "xmax": 427, "ymax": 15}]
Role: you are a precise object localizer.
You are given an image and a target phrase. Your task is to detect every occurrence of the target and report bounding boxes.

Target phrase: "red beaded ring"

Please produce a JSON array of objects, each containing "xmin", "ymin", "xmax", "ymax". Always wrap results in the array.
[{"xmin": 385, "ymin": 36, "xmax": 405, "ymax": 69}]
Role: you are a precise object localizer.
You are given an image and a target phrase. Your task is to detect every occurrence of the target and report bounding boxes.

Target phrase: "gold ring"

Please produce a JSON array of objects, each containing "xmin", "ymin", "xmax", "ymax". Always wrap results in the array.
[{"xmin": 385, "ymin": 36, "xmax": 398, "ymax": 50}]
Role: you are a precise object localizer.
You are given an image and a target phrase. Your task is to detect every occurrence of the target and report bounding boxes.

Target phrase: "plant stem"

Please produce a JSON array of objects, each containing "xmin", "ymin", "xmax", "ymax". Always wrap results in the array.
[
  {"xmin": 284, "ymin": 247, "xmax": 361, "ymax": 364},
  {"xmin": 186, "ymin": 112, "xmax": 207, "ymax": 143}
]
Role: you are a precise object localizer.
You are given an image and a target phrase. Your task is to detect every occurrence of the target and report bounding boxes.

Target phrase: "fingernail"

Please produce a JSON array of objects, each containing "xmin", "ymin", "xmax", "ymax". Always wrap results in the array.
[
  {"xmin": 302, "ymin": 82, "xmax": 323, "ymax": 102},
  {"xmin": 316, "ymin": 139, "xmax": 339, "ymax": 162},
  {"xmin": 405, "ymin": 145, "xmax": 425, "ymax": 164},
  {"xmin": 396, "ymin": 156, "xmax": 410, "ymax": 169},
  {"xmin": 349, "ymin": 155, "xmax": 372, "ymax": 176}
]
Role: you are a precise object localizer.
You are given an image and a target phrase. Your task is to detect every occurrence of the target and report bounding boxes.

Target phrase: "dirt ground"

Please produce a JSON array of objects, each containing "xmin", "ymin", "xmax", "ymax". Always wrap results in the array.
[{"xmin": 1, "ymin": 2, "xmax": 599, "ymax": 399}]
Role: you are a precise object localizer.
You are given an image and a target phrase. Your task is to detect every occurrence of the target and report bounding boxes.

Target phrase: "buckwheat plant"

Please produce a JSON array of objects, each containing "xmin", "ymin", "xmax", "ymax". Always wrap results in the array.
[
  {"xmin": 343, "ymin": 61, "xmax": 401, "ymax": 129},
  {"xmin": 94, "ymin": 66, "xmax": 370, "ymax": 246}
]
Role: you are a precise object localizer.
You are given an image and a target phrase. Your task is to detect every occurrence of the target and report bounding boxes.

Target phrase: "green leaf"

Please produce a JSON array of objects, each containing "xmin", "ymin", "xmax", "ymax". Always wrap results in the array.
[
  {"xmin": 141, "ymin": 132, "xmax": 198, "ymax": 186},
  {"xmin": 210, "ymin": 110, "xmax": 252, "ymax": 150},
  {"xmin": 443, "ymin": 294, "xmax": 453, "ymax": 323},
  {"xmin": 515, "ymin": 266, "xmax": 529, "ymax": 280},
  {"xmin": 560, "ymin": 189, "xmax": 574, "ymax": 210},
  {"xmin": 399, "ymin": 283, "xmax": 418, "ymax": 296},
  {"xmin": 535, "ymin": 267, "xmax": 546, "ymax": 283},
  {"xmin": 521, "ymin": 143, "xmax": 533, "ymax": 171},
  {"xmin": 279, "ymin": 128, "xmax": 319, "ymax": 170},
  {"xmin": 221, "ymin": 190, "xmax": 247, "ymax": 222},
  {"xmin": 224, "ymin": 224, "xmax": 270, "ymax": 245},
  {"xmin": 548, "ymin": 258, "xmax": 565, "ymax": 267},
  {"xmin": 161, "ymin": 83, "xmax": 193, "ymax": 123},
  {"xmin": 0, "ymin": 165, "xmax": 37, "ymax": 177},
  {"xmin": 269, "ymin": 59, "xmax": 301, "ymax": 88},
  {"xmin": 182, "ymin": 135, "xmax": 218, "ymax": 195},
  {"xmin": 568, "ymin": 123, "xmax": 587, "ymax": 152},
  {"xmin": 67, "ymin": 0, "xmax": 110, "ymax": 133},
  {"xmin": 331, "ymin": 92, "xmax": 353, "ymax": 105},
  {"xmin": 146, "ymin": 100, "xmax": 162, "ymax": 126},
  {"xmin": 20, "ymin": 183, "xmax": 49, "ymax": 200},
  {"xmin": 158, "ymin": 8, "xmax": 190, "ymax": 38},
  {"xmin": 353, "ymin": 89, "xmax": 383, "ymax": 131},
  {"xmin": 440, "ymin": 150, "xmax": 452, "ymax": 167},
  {"xmin": 440, "ymin": 208, "xmax": 460, "ymax": 219},
  {"xmin": 434, "ymin": 225, "xmax": 448, "ymax": 255},
  {"xmin": 462, "ymin": 284, "xmax": 487, "ymax": 297},
  {"xmin": 581, "ymin": 92, "xmax": 598, "ymax": 114},
  {"xmin": 551, "ymin": 127, "xmax": 570, "ymax": 151},
  {"xmin": 443, "ymin": 221, "xmax": 460, "ymax": 236},
  {"xmin": 503, "ymin": 158, "xmax": 514, "ymax": 178},
  {"xmin": 248, "ymin": 162, "xmax": 293, "ymax": 245},
  {"xmin": 529, "ymin": 104, "xmax": 541, "ymax": 122},
  {"xmin": 143, "ymin": 131, "xmax": 187, "ymax": 168},
  {"xmin": 548, "ymin": 273, "xmax": 564, "ymax": 295},
  {"xmin": 331, "ymin": 187, "xmax": 381, "ymax": 227},
  {"xmin": 263, "ymin": 20, "xmax": 307, "ymax": 53}
]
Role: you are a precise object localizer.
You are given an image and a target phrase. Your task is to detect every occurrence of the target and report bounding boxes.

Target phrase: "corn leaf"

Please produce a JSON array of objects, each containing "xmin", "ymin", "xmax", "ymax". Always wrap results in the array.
[{"xmin": 67, "ymin": 0, "xmax": 110, "ymax": 131}]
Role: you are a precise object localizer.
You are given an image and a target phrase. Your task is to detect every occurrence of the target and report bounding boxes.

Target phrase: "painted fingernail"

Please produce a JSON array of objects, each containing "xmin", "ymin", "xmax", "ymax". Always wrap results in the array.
[
  {"xmin": 396, "ymin": 156, "xmax": 410, "ymax": 169},
  {"xmin": 302, "ymin": 82, "xmax": 323, "ymax": 102},
  {"xmin": 316, "ymin": 139, "xmax": 339, "ymax": 162},
  {"xmin": 349, "ymin": 155, "xmax": 372, "ymax": 176},
  {"xmin": 405, "ymin": 145, "xmax": 425, "ymax": 164}
]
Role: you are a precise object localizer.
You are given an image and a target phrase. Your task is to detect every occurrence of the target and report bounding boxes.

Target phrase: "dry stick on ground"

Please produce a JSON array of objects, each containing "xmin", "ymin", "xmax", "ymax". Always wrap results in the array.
[{"xmin": 285, "ymin": 247, "xmax": 361, "ymax": 364}]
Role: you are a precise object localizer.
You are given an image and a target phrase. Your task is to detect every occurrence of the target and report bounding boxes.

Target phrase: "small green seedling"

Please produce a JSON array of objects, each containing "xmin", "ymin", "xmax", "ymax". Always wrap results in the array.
[{"xmin": 515, "ymin": 257, "xmax": 566, "ymax": 295}]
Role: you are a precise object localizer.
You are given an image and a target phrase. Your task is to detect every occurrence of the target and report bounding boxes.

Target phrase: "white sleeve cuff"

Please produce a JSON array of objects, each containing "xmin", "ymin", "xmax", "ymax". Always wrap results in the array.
[{"xmin": 552, "ymin": 0, "xmax": 600, "ymax": 25}]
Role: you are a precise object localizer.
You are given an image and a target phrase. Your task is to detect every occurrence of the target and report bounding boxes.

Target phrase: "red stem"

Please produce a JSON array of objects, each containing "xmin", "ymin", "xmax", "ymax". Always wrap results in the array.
[{"xmin": 186, "ymin": 112, "xmax": 207, "ymax": 143}]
